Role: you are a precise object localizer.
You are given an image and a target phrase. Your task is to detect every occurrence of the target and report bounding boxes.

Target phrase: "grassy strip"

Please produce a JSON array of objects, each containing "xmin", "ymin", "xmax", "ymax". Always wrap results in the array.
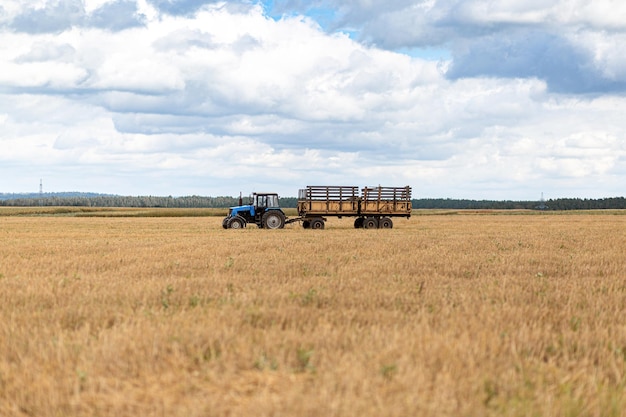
[{"xmin": 0, "ymin": 207, "xmax": 228, "ymax": 217}]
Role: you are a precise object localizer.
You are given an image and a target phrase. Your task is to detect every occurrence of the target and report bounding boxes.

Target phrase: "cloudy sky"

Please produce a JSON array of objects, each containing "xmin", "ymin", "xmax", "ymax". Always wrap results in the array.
[{"xmin": 1, "ymin": 0, "xmax": 625, "ymax": 199}]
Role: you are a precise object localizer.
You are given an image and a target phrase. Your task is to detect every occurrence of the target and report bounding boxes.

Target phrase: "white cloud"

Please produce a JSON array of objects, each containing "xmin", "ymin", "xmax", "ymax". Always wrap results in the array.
[
  {"xmin": 1, "ymin": 1, "xmax": 625, "ymax": 199},
  {"xmin": 286, "ymin": 1, "xmax": 626, "ymax": 93}
]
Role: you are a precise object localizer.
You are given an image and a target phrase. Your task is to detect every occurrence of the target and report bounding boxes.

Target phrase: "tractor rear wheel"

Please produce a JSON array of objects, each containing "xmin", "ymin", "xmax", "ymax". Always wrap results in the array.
[{"xmin": 263, "ymin": 211, "xmax": 285, "ymax": 229}]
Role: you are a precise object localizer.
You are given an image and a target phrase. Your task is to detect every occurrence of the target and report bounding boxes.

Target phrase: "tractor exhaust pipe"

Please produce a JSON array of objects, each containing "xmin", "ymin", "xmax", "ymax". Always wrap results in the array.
[{"xmin": 239, "ymin": 192, "xmax": 243, "ymax": 206}]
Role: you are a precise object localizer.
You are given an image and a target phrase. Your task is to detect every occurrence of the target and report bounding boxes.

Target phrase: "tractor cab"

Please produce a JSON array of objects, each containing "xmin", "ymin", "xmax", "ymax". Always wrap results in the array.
[
  {"xmin": 253, "ymin": 193, "xmax": 279, "ymax": 212},
  {"xmin": 223, "ymin": 193, "xmax": 285, "ymax": 229}
]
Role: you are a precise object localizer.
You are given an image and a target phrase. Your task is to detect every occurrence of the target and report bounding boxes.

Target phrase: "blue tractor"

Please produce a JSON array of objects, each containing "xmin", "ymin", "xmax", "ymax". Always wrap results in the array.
[{"xmin": 222, "ymin": 192, "xmax": 286, "ymax": 229}]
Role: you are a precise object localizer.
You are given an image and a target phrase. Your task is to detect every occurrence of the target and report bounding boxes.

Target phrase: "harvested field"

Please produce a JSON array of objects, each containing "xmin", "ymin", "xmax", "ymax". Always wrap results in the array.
[{"xmin": 1, "ymin": 211, "xmax": 625, "ymax": 416}]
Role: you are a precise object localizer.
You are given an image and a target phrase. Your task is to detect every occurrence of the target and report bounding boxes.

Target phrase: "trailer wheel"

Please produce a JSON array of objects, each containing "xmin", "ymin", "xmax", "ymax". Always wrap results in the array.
[
  {"xmin": 262, "ymin": 211, "xmax": 285, "ymax": 229},
  {"xmin": 379, "ymin": 217, "xmax": 393, "ymax": 229},
  {"xmin": 310, "ymin": 218, "xmax": 325, "ymax": 229},
  {"xmin": 302, "ymin": 220, "xmax": 311, "ymax": 229},
  {"xmin": 228, "ymin": 216, "xmax": 246, "ymax": 229},
  {"xmin": 354, "ymin": 218, "xmax": 364, "ymax": 229},
  {"xmin": 363, "ymin": 217, "xmax": 378, "ymax": 229}
]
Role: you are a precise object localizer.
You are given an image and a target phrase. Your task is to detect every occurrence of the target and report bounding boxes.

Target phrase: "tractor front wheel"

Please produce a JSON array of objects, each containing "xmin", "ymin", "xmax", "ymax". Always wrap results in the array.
[{"xmin": 228, "ymin": 216, "xmax": 246, "ymax": 229}]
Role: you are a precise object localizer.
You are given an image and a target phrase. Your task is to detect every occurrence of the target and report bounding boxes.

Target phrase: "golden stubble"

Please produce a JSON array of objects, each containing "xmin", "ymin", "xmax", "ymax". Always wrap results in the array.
[{"xmin": 0, "ymin": 213, "xmax": 625, "ymax": 416}]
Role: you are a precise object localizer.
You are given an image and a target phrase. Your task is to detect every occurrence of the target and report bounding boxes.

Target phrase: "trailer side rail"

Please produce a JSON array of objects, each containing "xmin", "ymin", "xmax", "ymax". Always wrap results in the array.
[
  {"xmin": 297, "ymin": 186, "xmax": 360, "ymax": 216},
  {"xmin": 361, "ymin": 186, "xmax": 412, "ymax": 216}
]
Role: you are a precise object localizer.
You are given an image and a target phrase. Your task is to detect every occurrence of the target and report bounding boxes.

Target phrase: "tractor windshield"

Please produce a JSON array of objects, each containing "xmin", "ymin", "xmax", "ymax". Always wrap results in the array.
[{"xmin": 267, "ymin": 194, "xmax": 279, "ymax": 207}]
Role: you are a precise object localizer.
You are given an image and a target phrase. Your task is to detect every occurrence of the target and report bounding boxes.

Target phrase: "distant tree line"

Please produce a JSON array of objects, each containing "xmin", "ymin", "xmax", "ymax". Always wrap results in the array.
[
  {"xmin": 1, "ymin": 193, "xmax": 625, "ymax": 210},
  {"xmin": 538, "ymin": 197, "xmax": 626, "ymax": 210},
  {"xmin": 412, "ymin": 197, "xmax": 626, "ymax": 210},
  {"xmin": 0, "ymin": 194, "xmax": 243, "ymax": 208},
  {"xmin": 413, "ymin": 199, "xmax": 535, "ymax": 210}
]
